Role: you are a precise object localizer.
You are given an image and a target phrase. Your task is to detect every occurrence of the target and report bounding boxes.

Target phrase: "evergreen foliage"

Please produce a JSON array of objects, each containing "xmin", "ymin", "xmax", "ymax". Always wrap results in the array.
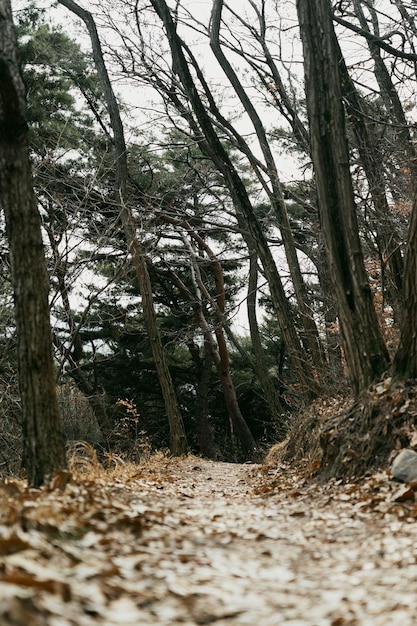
[{"xmin": 1, "ymin": 0, "xmax": 417, "ymax": 473}]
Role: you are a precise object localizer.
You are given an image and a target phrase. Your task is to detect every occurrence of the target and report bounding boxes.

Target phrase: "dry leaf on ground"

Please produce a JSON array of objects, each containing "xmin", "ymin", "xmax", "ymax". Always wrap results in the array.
[{"xmin": 0, "ymin": 454, "xmax": 416, "ymax": 625}]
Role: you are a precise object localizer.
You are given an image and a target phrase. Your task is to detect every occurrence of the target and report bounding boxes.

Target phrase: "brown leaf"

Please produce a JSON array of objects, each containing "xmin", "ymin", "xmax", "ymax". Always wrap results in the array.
[
  {"xmin": 0, "ymin": 479, "xmax": 24, "ymax": 497},
  {"xmin": 391, "ymin": 485, "xmax": 416, "ymax": 502},
  {"xmin": 0, "ymin": 571, "xmax": 71, "ymax": 600},
  {"xmin": 47, "ymin": 470, "xmax": 72, "ymax": 491},
  {"xmin": 0, "ymin": 533, "xmax": 31, "ymax": 556}
]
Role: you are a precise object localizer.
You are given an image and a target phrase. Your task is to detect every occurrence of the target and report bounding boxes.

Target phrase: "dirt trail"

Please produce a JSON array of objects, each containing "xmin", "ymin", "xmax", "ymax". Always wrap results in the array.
[
  {"xmin": 132, "ymin": 458, "xmax": 417, "ymax": 626},
  {"xmin": 1, "ymin": 456, "xmax": 417, "ymax": 625}
]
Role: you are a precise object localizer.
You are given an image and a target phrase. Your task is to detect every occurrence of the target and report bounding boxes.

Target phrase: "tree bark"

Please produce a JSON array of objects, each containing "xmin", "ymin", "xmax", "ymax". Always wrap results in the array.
[
  {"xmin": 296, "ymin": 0, "xmax": 390, "ymax": 394},
  {"xmin": 58, "ymin": 0, "xmax": 187, "ymax": 455},
  {"xmin": 392, "ymin": 189, "xmax": 417, "ymax": 379},
  {"xmin": 150, "ymin": 0, "xmax": 320, "ymax": 400},
  {"xmin": 247, "ymin": 250, "xmax": 286, "ymax": 437},
  {"xmin": 210, "ymin": 0, "xmax": 325, "ymax": 376},
  {"xmin": 0, "ymin": 0, "xmax": 66, "ymax": 486},
  {"xmin": 187, "ymin": 340, "xmax": 217, "ymax": 459}
]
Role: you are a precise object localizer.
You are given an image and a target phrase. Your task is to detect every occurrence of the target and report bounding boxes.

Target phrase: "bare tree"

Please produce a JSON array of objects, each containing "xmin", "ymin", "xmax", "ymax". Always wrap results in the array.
[{"xmin": 209, "ymin": 0, "xmax": 325, "ymax": 374}]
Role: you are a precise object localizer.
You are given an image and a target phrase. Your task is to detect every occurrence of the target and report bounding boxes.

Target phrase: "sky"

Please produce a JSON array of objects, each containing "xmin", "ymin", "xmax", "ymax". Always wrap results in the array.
[{"xmin": 16, "ymin": 0, "xmax": 417, "ymax": 333}]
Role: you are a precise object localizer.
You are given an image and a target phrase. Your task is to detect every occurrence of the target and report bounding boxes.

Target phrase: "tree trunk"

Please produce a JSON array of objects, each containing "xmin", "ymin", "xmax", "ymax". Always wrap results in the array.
[
  {"xmin": 210, "ymin": 0, "xmax": 325, "ymax": 376},
  {"xmin": 0, "ymin": 0, "xmax": 66, "ymax": 486},
  {"xmin": 58, "ymin": 0, "xmax": 187, "ymax": 455},
  {"xmin": 212, "ymin": 319, "xmax": 258, "ymax": 458},
  {"xmin": 315, "ymin": 237, "xmax": 344, "ymax": 380},
  {"xmin": 168, "ymin": 269, "xmax": 258, "ymax": 458},
  {"xmin": 187, "ymin": 341, "xmax": 217, "ymax": 459},
  {"xmin": 392, "ymin": 190, "xmax": 417, "ymax": 379},
  {"xmin": 137, "ymin": 254, "xmax": 187, "ymax": 454},
  {"xmin": 151, "ymin": 0, "xmax": 320, "ymax": 400},
  {"xmin": 296, "ymin": 0, "xmax": 390, "ymax": 394},
  {"xmin": 338, "ymin": 54, "xmax": 404, "ymax": 320},
  {"xmin": 247, "ymin": 250, "xmax": 286, "ymax": 437}
]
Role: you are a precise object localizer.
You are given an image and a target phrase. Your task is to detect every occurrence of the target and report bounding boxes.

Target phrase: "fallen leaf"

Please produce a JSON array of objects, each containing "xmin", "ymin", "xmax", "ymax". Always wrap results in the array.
[
  {"xmin": 391, "ymin": 485, "xmax": 415, "ymax": 503},
  {"xmin": 0, "ymin": 532, "xmax": 30, "ymax": 556}
]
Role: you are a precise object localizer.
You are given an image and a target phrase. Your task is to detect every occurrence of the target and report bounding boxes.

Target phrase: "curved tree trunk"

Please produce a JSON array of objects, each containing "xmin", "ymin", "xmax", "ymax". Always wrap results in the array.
[
  {"xmin": 151, "ymin": 0, "xmax": 320, "ymax": 400},
  {"xmin": 210, "ymin": 0, "xmax": 325, "ymax": 376},
  {"xmin": 58, "ymin": 0, "xmax": 187, "ymax": 455},
  {"xmin": 0, "ymin": 0, "xmax": 66, "ymax": 486}
]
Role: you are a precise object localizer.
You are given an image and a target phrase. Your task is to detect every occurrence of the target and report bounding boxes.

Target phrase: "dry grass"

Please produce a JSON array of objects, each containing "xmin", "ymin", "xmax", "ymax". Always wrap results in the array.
[
  {"xmin": 65, "ymin": 442, "xmax": 189, "ymax": 487},
  {"xmin": 263, "ymin": 379, "xmax": 417, "ymax": 481},
  {"xmin": 263, "ymin": 394, "xmax": 349, "ymax": 474}
]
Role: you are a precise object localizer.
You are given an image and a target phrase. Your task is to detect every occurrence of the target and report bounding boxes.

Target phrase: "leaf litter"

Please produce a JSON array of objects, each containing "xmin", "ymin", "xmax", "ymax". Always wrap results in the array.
[{"xmin": 1, "ymin": 450, "xmax": 417, "ymax": 625}]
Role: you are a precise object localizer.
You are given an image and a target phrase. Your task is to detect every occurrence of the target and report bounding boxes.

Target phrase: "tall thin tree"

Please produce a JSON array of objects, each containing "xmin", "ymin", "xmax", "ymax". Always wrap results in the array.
[
  {"xmin": 393, "ymin": 189, "xmax": 417, "ymax": 379},
  {"xmin": 150, "ymin": 0, "xmax": 320, "ymax": 399},
  {"xmin": 58, "ymin": 0, "xmax": 187, "ymax": 455},
  {"xmin": 296, "ymin": 0, "xmax": 390, "ymax": 394},
  {"xmin": 0, "ymin": 0, "xmax": 66, "ymax": 486}
]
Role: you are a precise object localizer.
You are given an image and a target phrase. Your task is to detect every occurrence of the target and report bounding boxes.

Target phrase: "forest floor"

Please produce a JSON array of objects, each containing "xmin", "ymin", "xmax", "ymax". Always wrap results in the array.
[{"xmin": 1, "ymin": 451, "xmax": 417, "ymax": 625}]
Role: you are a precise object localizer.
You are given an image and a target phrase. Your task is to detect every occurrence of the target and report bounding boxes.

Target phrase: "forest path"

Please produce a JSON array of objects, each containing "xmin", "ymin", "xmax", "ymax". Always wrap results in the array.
[{"xmin": 1, "ymin": 454, "xmax": 417, "ymax": 625}]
